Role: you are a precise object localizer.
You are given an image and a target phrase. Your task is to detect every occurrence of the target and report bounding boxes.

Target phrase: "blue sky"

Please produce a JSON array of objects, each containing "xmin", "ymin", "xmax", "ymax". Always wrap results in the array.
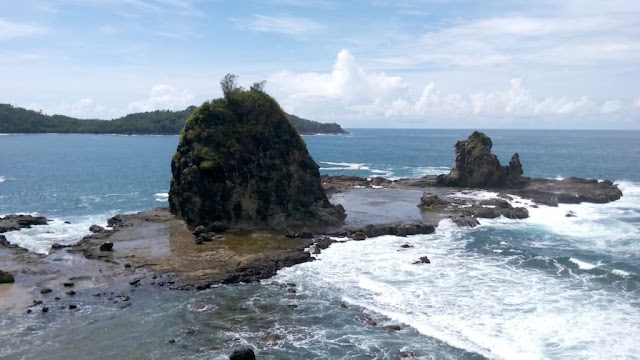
[{"xmin": 1, "ymin": 0, "xmax": 639, "ymax": 129}]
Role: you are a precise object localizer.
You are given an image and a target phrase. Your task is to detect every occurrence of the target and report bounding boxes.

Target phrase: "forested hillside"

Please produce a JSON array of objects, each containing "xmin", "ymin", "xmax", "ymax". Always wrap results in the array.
[{"xmin": 0, "ymin": 104, "xmax": 347, "ymax": 135}]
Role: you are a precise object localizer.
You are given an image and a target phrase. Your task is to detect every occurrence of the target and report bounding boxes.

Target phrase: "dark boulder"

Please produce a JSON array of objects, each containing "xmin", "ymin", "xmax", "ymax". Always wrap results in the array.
[
  {"xmin": 168, "ymin": 78, "xmax": 345, "ymax": 231},
  {"xmin": 385, "ymin": 325, "xmax": 402, "ymax": 332},
  {"xmin": 314, "ymin": 236, "xmax": 335, "ymax": 250},
  {"xmin": 350, "ymin": 232, "xmax": 367, "ymax": 241},
  {"xmin": 565, "ymin": 211, "xmax": 577, "ymax": 218},
  {"xmin": 229, "ymin": 348, "xmax": 256, "ymax": 360},
  {"xmin": 208, "ymin": 221, "xmax": 229, "ymax": 233},
  {"xmin": 89, "ymin": 224, "xmax": 105, "ymax": 233},
  {"xmin": 436, "ymin": 131, "xmax": 524, "ymax": 188},
  {"xmin": 418, "ymin": 192, "xmax": 446, "ymax": 208},
  {"xmin": 413, "ymin": 256, "xmax": 430, "ymax": 264},
  {"xmin": 193, "ymin": 225, "xmax": 207, "ymax": 236},
  {"xmin": 0, "ymin": 270, "xmax": 15, "ymax": 283},
  {"xmin": 107, "ymin": 215, "xmax": 124, "ymax": 228},
  {"xmin": 99, "ymin": 242, "xmax": 113, "ymax": 251}
]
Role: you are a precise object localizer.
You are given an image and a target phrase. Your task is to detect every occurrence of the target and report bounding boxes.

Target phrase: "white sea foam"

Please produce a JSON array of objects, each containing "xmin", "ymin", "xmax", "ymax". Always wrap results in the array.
[
  {"xmin": 274, "ymin": 220, "xmax": 640, "ymax": 359},
  {"xmin": 154, "ymin": 192, "xmax": 169, "ymax": 202},
  {"xmin": 2, "ymin": 213, "xmax": 116, "ymax": 254},
  {"xmin": 319, "ymin": 161, "xmax": 393, "ymax": 177},
  {"xmin": 0, "ymin": 176, "xmax": 5, "ymax": 183},
  {"xmin": 612, "ymin": 269, "xmax": 632, "ymax": 277},
  {"xmin": 568, "ymin": 258, "xmax": 597, "ymax": 270}
]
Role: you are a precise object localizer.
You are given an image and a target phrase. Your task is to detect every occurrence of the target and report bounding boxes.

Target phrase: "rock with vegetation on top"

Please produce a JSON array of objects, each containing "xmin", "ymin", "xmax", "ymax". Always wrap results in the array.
[
  {"xmin": 169, "ymin": 74, "xmax": 346, "ymax": 230},
  {"xmin": 437, "ymin": 131, "xmax": 524, "ymax": 188}
]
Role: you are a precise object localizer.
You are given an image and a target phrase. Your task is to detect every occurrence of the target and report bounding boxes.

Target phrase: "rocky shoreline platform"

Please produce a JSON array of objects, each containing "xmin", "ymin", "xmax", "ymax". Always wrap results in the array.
[{"xmin": 1, "ymin": 129, "xmax": 623, "ymax": 309}]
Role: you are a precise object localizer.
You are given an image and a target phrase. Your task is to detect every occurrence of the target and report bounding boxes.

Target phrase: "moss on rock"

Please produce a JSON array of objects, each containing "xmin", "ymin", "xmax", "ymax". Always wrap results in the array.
[{"xmin": 169, "ymin": 78, "xmax": 345, "ymax": 230}]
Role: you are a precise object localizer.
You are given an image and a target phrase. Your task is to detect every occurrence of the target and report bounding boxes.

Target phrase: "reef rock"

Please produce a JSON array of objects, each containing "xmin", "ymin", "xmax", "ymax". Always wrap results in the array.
[
  {"xmin": 169, "ymin": 76, "xmax": 345, "ymax": 230},
  {"xmin": 437, "ymin": 131, "xmax": 523, "ymax": 188}
]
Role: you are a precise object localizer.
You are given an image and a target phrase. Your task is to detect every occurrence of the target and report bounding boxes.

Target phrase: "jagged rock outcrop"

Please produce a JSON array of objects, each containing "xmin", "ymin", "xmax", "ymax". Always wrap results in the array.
[
  {"xmin": 0, "ymin": 214, "xmax": 48, "ymax": 233},
  {"xmin": 437, "ymin": 131, "xmax": 524, "ymax": 188},
  {"xmin": 169, "ymin": 79, "xmax": 345, "ymax": 230}
]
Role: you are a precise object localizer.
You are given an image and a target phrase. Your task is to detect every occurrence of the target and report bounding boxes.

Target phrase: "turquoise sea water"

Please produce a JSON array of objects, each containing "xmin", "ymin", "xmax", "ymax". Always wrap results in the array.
[{"xmin": 1, "ymin": 130, "xmax": 639, "ymax": 359}]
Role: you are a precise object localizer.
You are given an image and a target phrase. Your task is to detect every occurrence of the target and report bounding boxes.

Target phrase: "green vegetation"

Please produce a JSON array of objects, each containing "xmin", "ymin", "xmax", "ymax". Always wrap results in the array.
[
  {"xmin": 0, "ymin": 102, "xmax": 347, "ymax": 135},
  {"xmin": 0, "ymin": 104, "xmax": 194, "ymax": 135}
]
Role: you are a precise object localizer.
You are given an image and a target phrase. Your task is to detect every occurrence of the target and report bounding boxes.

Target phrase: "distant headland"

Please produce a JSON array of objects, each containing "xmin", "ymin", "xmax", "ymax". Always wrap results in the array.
[{"xmin": 0, "ymin": 103, "xmax": 348, "ymax": 136}]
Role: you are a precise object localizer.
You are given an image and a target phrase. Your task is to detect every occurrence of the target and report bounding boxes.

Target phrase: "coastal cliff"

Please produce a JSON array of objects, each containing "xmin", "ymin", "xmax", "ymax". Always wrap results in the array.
[{"xmin": 169, "ymin": 76, "xmax": 346, "ymax": 231}]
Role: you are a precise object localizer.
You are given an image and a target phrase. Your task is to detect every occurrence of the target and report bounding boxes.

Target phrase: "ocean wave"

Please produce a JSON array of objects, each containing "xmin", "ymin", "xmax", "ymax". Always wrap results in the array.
[
  {"xmin": 0, "ymin": 176, "xmax": 5, "ymax": 183},
  {"xmin": 1, "ymin": 213, "xmax": 117, "ymax": 254},
  {"xmin": 319, "ymin": 161, "xmax": 393, "ymax": 178},
  {"xmin": 154, "ymin": 192, "xmax": 169, "ymax": 202},
  {"xmin": 274, "ymin": 221, "xmax": 640, "ymax": 359}
]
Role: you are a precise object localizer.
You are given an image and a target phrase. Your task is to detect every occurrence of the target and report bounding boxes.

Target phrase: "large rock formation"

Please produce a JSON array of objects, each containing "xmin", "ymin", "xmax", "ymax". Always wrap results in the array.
[
  {"xmin": 169, "ymin": 78, "xmax": 345, "ymax": 230},
  {"xmin": 437, "ymin": 131, "xmax": 523, "ymax": 188}
]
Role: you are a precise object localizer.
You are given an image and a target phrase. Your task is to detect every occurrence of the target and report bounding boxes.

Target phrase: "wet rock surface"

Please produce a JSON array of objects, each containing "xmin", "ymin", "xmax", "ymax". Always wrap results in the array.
[{"xmin": 0, "ymin": 214, "xmax": 48, "ymax": 233}]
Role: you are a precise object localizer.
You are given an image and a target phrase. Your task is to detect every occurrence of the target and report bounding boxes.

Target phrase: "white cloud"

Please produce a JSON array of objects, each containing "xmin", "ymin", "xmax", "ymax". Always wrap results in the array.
[
  {"xmin": 601, "ymin": 100, "xmax": 624, "ymax": 113},
  {"xmin": 0, "ymin": 18, "xmax": 48, "ymax": 41},
  {"xmin": 127, "ymin": 84, "xmax": 194, "ymax": 112},
  {"xmin": 633, "ymin": 98, "xmax": 640, "ymax": 109},
  {"xmin": 270, "ymin": 49, "xmax": 407, "ymax": 105},
  {"xmin": 236, "ymin": 14, "xmax": 323, "ymax": 35},
  {"xmin": 268, "ymin": 50, "xmax": 628, "ymax": 125}
]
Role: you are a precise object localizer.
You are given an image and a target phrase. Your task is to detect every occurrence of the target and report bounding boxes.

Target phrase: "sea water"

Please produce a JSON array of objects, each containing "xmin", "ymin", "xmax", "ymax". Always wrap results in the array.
[{"xmin": 0, "ymin": 129, "xmax": 639, "ymax": 359}]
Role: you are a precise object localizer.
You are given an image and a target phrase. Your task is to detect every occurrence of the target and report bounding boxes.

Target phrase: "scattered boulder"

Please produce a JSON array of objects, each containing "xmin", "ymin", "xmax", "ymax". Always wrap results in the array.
[
  {"xmin": 418, "ymin": 192, "xmax": 446, "ymax": 208},
  {"xmin": 565, "ymin": 211, "xmax": 577, "ymax": 218},
  {"xmin": 340, "ymin": 302, "xmax": 349, "ymax": 309},
  {"xmin": 396, "ymin": 350, "xmax": 416, "ymax": 358},
  {"xmin": 63, "ymin": 282, "xmax": 74, "ymax": 287},
  {"xmin": 400, "ymin": 244, "xmax": 413, "ymax": 249},
  {"xmin": 168, "ymin": 77, "xmax": 346, "ymax": 231},
  {"xmin": 69, "ymin": 304, "xmax": 78, "ymax": 310},
  {"xmin": 451, "ymin": 215, "xmax": 480, "ymax": 228},
  {"xmin": 313, "ymin": 236, "xmax": 335, "ymax": 250},
  {"xmin": 0, "ymin": 270, "xmax": 15, "ymax": 283},
  {"xmin": 384, "ymin": 325, "xmax": 402, "ymax": 332},
  {"xmin": 413, "ymin": 256, "xmax": 431, "ymax": 264},
  {"xmin": 259, "ymin": 334, "xmax": 283, "ymax": 347},
  {"xmin": 193, "ymin": 226, "xmax": 207, "ymax": 236},
  {"xmin": 229, "ymin": 348, "xmax": 256, "ymax": 360},
  {"xmin": 99, "ymin": 242, "xmax": 113, "ymax": 251},
  {"xmin": 207, "ymin": 221, "xmax": 229, "ymax": 233},
  {"xmin": 89, "ymin": 224, "xmax": 105, "ymax": 233},
  {"xmin": 356, "ymin": 313, "xmax": 377, "ymax": 326},
  {"xmin": 107, "ymin": 215, "xmax": 124, "ymax": 228},
  {"xmin": 41, "ymin": 288, "xmax": 52, "ymax": 294},
  {"xmin": 437, "ymin": 131, "xmax": 524, "ymax": 188},
  {"xmin": 350, "ymin": 232, "xmax": 366, "ymax": 241},
  {"xmin": 66, "ymin": 290, "xmax": 76, "ymax": 296},
  {"xmin": 42, "ymin": 307, "xmax": 49, "ymax": 313}
]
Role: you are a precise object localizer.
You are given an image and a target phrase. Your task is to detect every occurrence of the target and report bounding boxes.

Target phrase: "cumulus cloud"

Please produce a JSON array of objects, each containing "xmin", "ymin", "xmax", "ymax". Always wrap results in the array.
[
  {"xmin": 268, "ymin": 49, "xmax": 634, "ymax": 126},
  {"xmin": 270, "ymin": 49, "xmax": 407, "ymax": 106},
  {"xmin": 127, "ymin": 84, "xmax": 194, "ymax": 112}
]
